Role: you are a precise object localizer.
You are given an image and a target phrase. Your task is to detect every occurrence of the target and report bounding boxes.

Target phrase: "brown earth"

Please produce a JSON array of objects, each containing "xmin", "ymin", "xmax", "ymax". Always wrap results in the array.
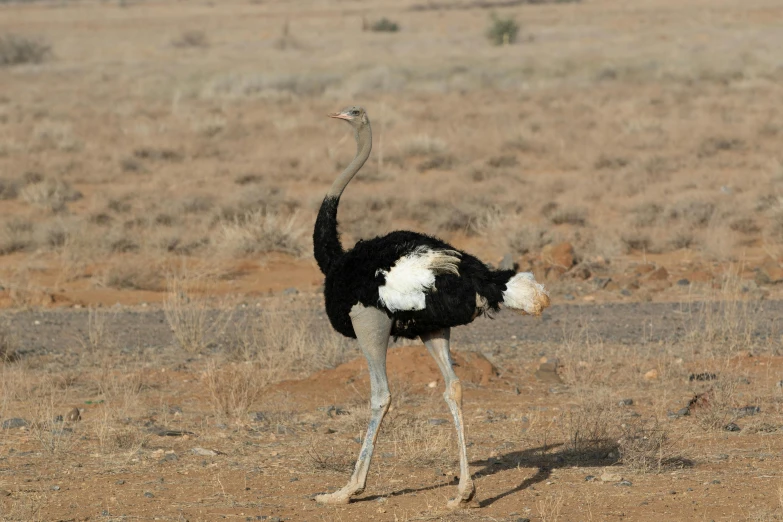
[{"xmin": 2, "ymin": 0, "xmax": 783, "ymax": 520}]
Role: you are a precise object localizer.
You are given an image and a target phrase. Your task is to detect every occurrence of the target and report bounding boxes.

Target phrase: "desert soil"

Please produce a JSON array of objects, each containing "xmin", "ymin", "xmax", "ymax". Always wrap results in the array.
[{"xmin": 2, "ymin": 0, "xmax": 783, "ymax": 520}]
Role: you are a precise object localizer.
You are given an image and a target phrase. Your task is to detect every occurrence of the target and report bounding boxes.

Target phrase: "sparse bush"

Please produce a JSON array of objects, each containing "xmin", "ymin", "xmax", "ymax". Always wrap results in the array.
[
  {"xmin": 0, "ymin": 317, "xmax": 17, "ymax": 362},
  {"xmin": 172, "ymin": 29, "xmax": 209, "ymax": 48},
  {"xmin": 594, "ymin": 155, "xmax": 629, "ymax": 170},
  {"xmin": 98, "ymin": 262, "xmax": 164, "ymax": 290},
  {"xmin": 549, "ymin": 207, "xmax": 587, "ymax": 226},
  {"xmin": 729, "ymin": 216, "xmax": 760, "ymax": 235},
  {"xmin": 0, "ymin": 34, "xmax": 51, "ymax": 66},
  {"xmin": 369, "ymin": 18, "xmax": 400, "ymax": 33},
  {"xmin": 632, "ymin": 202, "xmax": 662, "ymax": 227},
  {"xmin": 486, "ymin": 14, "xmax": 519, "ymax": 46},
  {"xmin": 399, "ymin": 134, "xmax": 447, "ymax": 157},
  {"xmin": 0, "ymin": 218, "xmax": 35, "ymax": 255},
  {"xmin": 668, "ymin": 200, "xmax": 715, "ymax": 227},
  {"xmin": 417, "ymin": 154, "xmax": 454, "ymax": 172},
  {"xmin": 558, "ymin": 402, "xmax": 618, "ymax": 460},
  {"xmin": 164, "ymin": 276, "xmax": 232, "ymax": 353},
  {"xmin": 204, "ymin": 361, "xmax": 265, "ymax": 419},
  {"xmin": 0, "ymin": 178, "xmax": 19, "ymax": 200},
  {"xmin": 620, "ymin": 231, "xmax": 653, "ymax": 252},
  {"xmin": 214, "ymin": 211, "xmax": 306, "ymax": 256},
  {"xmin": 19, "ymin": 178, "xmax": 82, "ymax": 213},
  {"xmin": 618, "ymin": 417, "xmax": 678, "ymax": 473},
  {"xmin": 697, "ymin": 137, "xmax": 745, "ymax": 158}
]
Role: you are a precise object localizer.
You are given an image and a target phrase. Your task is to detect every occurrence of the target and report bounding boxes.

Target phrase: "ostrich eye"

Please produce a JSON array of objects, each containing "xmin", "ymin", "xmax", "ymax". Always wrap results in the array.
[{"xmin": 350, "ymin": 110, "xmax": 360, "ymax": 116}]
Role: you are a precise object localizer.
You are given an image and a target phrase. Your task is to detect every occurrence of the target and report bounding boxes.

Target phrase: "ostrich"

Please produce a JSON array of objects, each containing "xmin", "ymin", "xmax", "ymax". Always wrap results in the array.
[{"xmin": 313, "ymin": 106, "xmax": 550, "ymax": 509}]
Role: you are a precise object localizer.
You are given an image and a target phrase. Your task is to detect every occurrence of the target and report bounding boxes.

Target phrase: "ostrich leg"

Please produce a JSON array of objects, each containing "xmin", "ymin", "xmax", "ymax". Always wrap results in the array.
[
  {"xmin": 421, "ymin": 328, "xmax": 478, "ymax": 509},
  {"xmin": 315, "ymin": 305, "xmax": 392, "ymax": 505}
]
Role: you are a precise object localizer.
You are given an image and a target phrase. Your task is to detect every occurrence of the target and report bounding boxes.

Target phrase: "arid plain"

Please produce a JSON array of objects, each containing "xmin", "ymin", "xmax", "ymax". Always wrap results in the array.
[{"xmin": 2, "ymin": 0, "xmax": 783, "ymax": 520}]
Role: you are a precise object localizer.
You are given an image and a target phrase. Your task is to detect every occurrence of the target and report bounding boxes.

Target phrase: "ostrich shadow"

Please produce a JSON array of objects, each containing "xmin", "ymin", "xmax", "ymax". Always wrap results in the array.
[{"xmin": 358, "ymin": 439, "xmax": 641, "ymax": 506}]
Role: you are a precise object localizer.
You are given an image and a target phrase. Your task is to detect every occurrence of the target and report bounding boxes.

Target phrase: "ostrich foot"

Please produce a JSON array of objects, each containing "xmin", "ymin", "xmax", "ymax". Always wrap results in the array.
[
  {"xmin": 314, "ymin": 482, "xmax": 363, "ymax": 505},
  {"xmin": 446, "ymin": 482, "xmax": 478, "ymax": 510}
]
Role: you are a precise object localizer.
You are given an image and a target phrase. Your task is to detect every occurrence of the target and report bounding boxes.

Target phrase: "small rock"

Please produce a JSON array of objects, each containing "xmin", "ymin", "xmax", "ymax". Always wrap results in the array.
[
  {"xmin": 115, "ymin": 480, "xmax": 125, "ymax": 485},
  {"xmin": 191, "ymin": 447, "xmax": 218, "ymax": 457},
  {"xmin": 65, "ymin": 407, "xmax": 81, "ymax": 422},
  {"xmin": 0, "ymin": 489, "xmax": 11, "ymax": 497},
  {"xmin": 1, "ymin": 418, "xmax": 28, "ymax": 429},
  {"xmin": 618, "ymin": 398, "xmax": 633, "ymax": 406},
  {"xmin": 427, "ymin": 381, "xmax": 438, "ymax": 389},
  {"xmin": 168, "ymin": 405, "xmax": 183, "ymax": 415},
  {"xmin": 724, "ymin": 422, "xmax": 741, "ymax": 432},
  {"xmin": 600, "ymin": 472, "xmax": 623, "ymax": 483},
  {"xmin": 617, "ymin": 480, "xmax": 633, "ymax": 487},
  {"xmin": 593, "ymin": 277, "xmax": 612, "ymax": 290},
  {"xmin": 282, "ymin": 287, "xmax": 299, "ymax": 296},
  {"xmin": 676, "ymin": 278, "xmax": 690, "ymax": 286},
  {"xmin": 289, "ymin": 477, "xmax": 299, "ymax": 482},
  {"xmin": 51, "ymin": 485, "xmax": 60, "ymax": 491},
  {"xmin": 620, "ymin": 288, "xmax": 633, "ymax": 296},
  {"xmin": 160, "ymin": 453, "xmax": 178, "ymax": 462},
  {"xmin": 711, "ymin": 479, "xmax": 721, "ymax": 484},
  {"xmin": 319, "ymin": 426, "xmax": 336, "ymax": 435},
  {"xmin": 428, "ymin": 419, "xmax": 448, "ymax": 426},
  {"xmin": 144, "ymin": 492, "xmax": 154, "ymax": 498},
  {"xmin": 644, "ymin": 369, "xmax": 659, "ymax": 381},
  {"xmin": 585, "ymin": 475, "xmax": 596, "ymax": 482},
  {"xmin": 563, "ymin": 293, "xmax": 575, "ymax": 301}
]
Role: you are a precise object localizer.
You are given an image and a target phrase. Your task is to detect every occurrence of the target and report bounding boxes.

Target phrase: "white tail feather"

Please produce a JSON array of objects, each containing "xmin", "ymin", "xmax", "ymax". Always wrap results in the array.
[{"xmin": 502, "ymin": 272, "xmax": 550, "ymax": 316}]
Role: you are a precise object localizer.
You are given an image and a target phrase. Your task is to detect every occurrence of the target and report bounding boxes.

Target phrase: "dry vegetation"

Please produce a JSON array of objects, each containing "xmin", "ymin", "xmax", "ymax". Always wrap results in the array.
[{"xmin": 1, "ymin": 0, "xmax": 783, "ymax": 519}]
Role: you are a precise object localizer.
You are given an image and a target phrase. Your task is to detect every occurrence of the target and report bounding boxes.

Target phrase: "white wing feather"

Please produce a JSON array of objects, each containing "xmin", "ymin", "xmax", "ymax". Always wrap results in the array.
[{"xmin": 377, "ymin": 247, "xmax": 461, "ymax": 312}]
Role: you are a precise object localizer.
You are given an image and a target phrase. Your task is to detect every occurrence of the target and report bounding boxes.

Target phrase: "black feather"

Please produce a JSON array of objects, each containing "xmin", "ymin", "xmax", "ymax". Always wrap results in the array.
[
  {"xmin": 313, "ymin": 196, "xmax": 344, "ymax": 275},
  {"xmin": 321, "ymin": 230, "xmax": 516, "ymax": 339}
]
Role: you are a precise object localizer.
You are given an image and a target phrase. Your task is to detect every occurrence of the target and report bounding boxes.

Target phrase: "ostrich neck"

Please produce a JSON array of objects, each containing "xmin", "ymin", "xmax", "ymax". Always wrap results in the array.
[{"xmin": 327, "ymin": 123, "xmax": 372, "ymax": 199}]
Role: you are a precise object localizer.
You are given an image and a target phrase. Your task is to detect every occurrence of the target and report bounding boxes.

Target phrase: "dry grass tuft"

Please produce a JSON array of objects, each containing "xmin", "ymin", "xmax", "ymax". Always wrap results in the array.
[
  {"xmin": 0, "ymin": 316, "xmax": 17, "ymax": 363},
  {"xmin": 19, "ymin": 178, "xmax": 82, "ymax": 213},
  {"xmin": 164, "ymin": 275, "xmax": 233, "ymax": 353},
  {"xmin": 399, "ymin": 134, "xmax": 447, "ymax": 157},
  {"xmin": 549, "ymin": 207, "xmax": 587, "ymax": 226},
  {"xmin": 558, "ymin": 401, "xmax": 618, "ymax": 460},
  {"xmin": 172, "ymin": 29, "xmax": 209, "ymax": 48},
  {"xmin": 204, "ymin": 360, "xmax": 266, "ymax": 419},
  {"xmin": 618, "ymin": 417, "xmax": 679, "ymax": 473},
  {"xmin": 214, "ymin": 211, "xmax": 306, "ymax": 257},
  {"xmin": 0, "ymin": 33, "xmax": 51, "ymax": 66}
]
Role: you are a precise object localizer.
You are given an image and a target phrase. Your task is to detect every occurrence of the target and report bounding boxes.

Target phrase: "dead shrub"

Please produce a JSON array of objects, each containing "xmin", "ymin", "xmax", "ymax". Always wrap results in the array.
[
  {"xmin": 0, "ymin": 317, "xmax": 17, "ymax": 363},
  {"xmin": 164, "ymin": 275, "xmax": 232, "ymax": 353},
  {"xmin": 229, "ymin": 307, "xmax": 353, "ymax": 376},
  {"xmin": 594, "ymin": 155, "xmax": 629, "ymax": 170},
  {"xmin": 214, "ymin": 211, "xmax": 306, "ymax": 257},
  {"xmin": 692, "ymin": 380, "xmax": 743, "ymax": 431},
  {"xmin": 204, "ymin": 360, "xmax": 266, "ymax": 419},
  {"xmin": 729, "ymin": 216, "xmax": 760, "ymax": 235},
  {"xmin": 549, "ymin": 207, "xmax": 587, "ymax": 226},
  {"xmin": 387, "ymin": 415, "xmax": 454, "ymax": 468},
  {"xmin": 172, "ymin": 29, "xmax": 209, "ymax": 48},
  {"xmin": 19, "ymin": 178, "xmax": 82, "ymax": 213},
  {"xmin": 0, "ymin": 218, "xmax": 35, "ymax": 255},
  {"xmin": 304, "ymin": 441, "xmax": 355, "ymax": 473},
  {"xmin": 632, "ymin": 202, "xmax": 662, "ymax": 227},
  {"xmin": 399, "ymin": 134, "xmax": 446, "ymax": 157},
  {"xmin": 97, "ymin": 262, "xmax": 164, "ymax": 291},
  {"xmin": 618, "ymin": 417, "xmax": 679, "ymax": 473},
  {"xmin": 558, "ymin": 402, "xmax": 618, "ymax": 461},
  {"xmin": 0, "ymin": 178, "xmax": 19, "ymax": 200},
  {"xmin": 0, "ymin": 34, "xmax": 51, "ymax": 66},
  {"xmin": 668, "ymin": 200, "xmax": 715, "ymax": 227},
  {"xmin": 698, "ymin": 137, "xmax": 745, "ymax": 158}
]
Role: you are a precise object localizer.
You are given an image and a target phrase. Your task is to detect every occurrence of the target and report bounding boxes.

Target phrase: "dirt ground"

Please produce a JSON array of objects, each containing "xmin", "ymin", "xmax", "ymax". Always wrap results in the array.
[{"xmin": 2, "ymin": 0, "xmax": 783, "ymax": 520}]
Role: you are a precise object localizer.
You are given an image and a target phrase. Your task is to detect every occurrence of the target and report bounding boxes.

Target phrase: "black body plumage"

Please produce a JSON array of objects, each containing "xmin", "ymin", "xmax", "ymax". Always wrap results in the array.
[{"xmin": 315, "ymin": 204, "xmax": 515, "ymax": 339}]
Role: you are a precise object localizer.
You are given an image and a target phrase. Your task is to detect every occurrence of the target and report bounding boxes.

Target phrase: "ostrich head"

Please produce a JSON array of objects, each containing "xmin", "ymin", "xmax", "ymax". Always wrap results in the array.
[{"xmin": 328, "ymin": 106, "xmax": 369, "ymax": 128}]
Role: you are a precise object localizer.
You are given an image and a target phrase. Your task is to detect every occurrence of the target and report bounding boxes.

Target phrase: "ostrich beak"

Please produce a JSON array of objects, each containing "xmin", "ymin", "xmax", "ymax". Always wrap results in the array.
[{"xmin": 329, "ymin": 112, "xmax": 350, "ymax": 120}]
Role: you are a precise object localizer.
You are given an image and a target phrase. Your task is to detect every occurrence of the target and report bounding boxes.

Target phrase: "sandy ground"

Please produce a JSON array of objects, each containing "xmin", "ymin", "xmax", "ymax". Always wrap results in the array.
[{"xmin": 2, "ymin": 0, "xmax": 783, "ymax": 520}]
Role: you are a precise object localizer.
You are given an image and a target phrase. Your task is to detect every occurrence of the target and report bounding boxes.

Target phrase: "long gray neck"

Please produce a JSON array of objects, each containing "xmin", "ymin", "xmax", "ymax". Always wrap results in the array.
[{"xmin": 327, "ymin": 123, "xmax": 372, "ymax": 199}]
